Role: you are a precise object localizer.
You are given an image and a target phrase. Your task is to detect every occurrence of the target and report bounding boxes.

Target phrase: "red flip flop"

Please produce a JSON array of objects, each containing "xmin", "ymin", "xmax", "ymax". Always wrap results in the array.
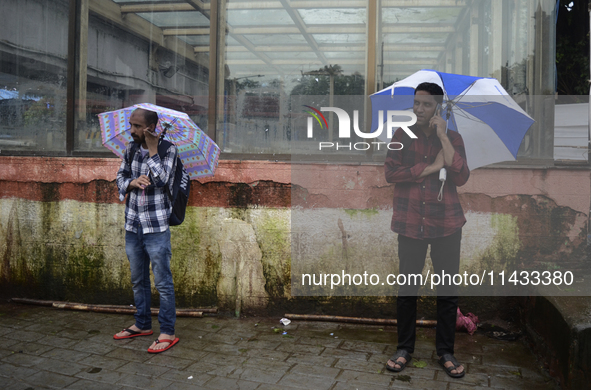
[
  {"xmin": 147, "ymin": 337, "xmax": 179, "ymax": 353},
  {"xmin": 113, "ymin": 328, "xmax": 154, "ymax": 340}
]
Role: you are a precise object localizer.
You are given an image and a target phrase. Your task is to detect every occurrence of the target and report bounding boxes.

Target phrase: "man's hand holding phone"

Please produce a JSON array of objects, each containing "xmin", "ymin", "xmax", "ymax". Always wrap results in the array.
[
  {"xmin": 435, "ymin": 103, "xmax": 442, "ymax": 116},
  {"xmin": 144, "ymin": 127, "xmax": 157, "ymax": 137},
  {"xmin": 143, "ymin": 127, "xmax": 159, "ymax": 156},
  {"xmin": 429, "ymin": 103, "xmax": 447, "ymax": 139}
]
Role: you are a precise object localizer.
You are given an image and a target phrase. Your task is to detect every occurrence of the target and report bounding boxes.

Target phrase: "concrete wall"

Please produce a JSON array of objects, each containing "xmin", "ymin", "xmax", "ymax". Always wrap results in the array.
[
  {"xmin": 291, "ymin": 164, "xmax": 589, "ymax": 297},
  {"xmin": 0, "ymin": 156, "xmax": 589, "ymax": 314}
]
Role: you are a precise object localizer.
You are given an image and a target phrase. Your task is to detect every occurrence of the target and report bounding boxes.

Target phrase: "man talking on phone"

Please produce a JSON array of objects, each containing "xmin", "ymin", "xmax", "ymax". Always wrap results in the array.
[
  {"xmin": 384, "ymin": 82, "xmax": 470, "ymax": 378},
  {"xmin": 114, "ymin": 108, "xmax": 180, "ymax": 353}
]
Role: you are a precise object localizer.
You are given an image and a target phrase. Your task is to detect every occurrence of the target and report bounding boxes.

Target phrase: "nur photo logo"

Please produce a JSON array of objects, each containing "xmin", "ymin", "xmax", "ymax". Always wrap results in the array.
[{"xmin": 302, "ymin": 105, "xmax": 418, "ymax": 151}]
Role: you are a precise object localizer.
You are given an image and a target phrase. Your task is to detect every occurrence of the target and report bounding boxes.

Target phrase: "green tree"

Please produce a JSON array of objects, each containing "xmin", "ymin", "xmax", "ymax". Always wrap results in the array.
[{"xmin": 290, "ymin": 65, "xmax": 365, "ymax": 96}]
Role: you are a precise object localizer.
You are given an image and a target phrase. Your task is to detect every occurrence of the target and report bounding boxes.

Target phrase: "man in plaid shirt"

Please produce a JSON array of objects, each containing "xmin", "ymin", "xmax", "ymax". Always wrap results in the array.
[
  {"xmin": 114, "ymin": 108, "xmax": 180, "ymax": 353},
  {"xmin": 384, "ymin": 83, "xmax": 470, "ymax": 378}
]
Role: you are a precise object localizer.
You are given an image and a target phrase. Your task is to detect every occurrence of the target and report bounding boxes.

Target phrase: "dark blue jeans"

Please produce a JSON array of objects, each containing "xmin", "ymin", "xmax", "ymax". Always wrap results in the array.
[
  {"xmin": 396, "ymin": 228, "xmax": 461, "ymax": 357},
  {"xmin": 125, "ymin": 228, "xmax": 176, "ymax": 335}
]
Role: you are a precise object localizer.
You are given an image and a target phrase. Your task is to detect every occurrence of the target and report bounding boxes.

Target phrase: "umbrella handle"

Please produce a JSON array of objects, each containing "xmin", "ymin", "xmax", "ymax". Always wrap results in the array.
[{"xmin": 159, "ymin": 125, "xmax": 168, "ymax": 140}]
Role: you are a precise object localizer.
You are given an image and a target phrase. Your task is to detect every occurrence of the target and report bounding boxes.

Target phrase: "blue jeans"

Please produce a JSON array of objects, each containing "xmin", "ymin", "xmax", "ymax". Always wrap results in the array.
[{"xmin": 125, "ymin": 228, "xmax": 176, "ymax": 335}]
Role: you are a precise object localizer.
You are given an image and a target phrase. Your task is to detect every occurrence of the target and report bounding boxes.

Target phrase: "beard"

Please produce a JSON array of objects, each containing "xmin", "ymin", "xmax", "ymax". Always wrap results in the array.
[{"xmin": 131, "ymin": 135, "xmax": 143, "ymax": 144}]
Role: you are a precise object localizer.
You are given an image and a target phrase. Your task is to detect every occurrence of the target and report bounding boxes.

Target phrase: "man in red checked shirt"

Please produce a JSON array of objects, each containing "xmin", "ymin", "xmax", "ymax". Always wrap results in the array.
[{"xmin": 384, "ymin": 82, "xmax": 470, "ymax": 379}]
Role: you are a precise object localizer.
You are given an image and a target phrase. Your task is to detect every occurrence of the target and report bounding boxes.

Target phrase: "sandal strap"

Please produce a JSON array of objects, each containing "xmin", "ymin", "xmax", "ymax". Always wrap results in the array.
[
  {"xmin": 440, "ymin": 353, "xmax": 461, "ymax": 371},
  {"xmin": 390, "ymin": 349, "xmax": 411, "ymax": 364},
  {"xmin": 154, "ymin": 338, "xmax": 174, "ymax": 345},
  {"xmin": 121, "ymin": 328, "xmax": 140, "ymax": 335}
]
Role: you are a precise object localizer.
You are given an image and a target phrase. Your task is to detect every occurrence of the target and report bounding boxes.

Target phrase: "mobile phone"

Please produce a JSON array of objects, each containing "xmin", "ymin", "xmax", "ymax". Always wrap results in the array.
[
  {"xmin": 145, "ymin": 128, "xmax": 158, "ymax": 137},
  {"xmin": 435, "ymin": 103, "xmax": 442, "ymax": 116}
]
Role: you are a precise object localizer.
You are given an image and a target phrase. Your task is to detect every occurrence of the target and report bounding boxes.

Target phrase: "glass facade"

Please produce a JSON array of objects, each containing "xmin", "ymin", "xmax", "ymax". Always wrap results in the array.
[
  {"xmin": 75, "ymin": 0, "xmax": 211, "ymax": 153},
  {"xmin": 0, "ymin": 0, "xmax": 558, "ymax": 162},
  {"xmin": 0, "ymin": 0, "xmax": 70, "ymax": 153},
  {"xmin": 218, "ymin": 0, "xmax": 368, "ymax": 156}
]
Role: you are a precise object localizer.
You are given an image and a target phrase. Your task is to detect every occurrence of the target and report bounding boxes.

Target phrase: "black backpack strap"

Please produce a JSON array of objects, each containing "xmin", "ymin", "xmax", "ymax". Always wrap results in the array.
[
  {"xmin": 126, "ymin": 142, "xmax": 140, "ymax": 165},
  {"xmin": 157, "ymin": 139, "xmax": 174, "ymax": 158},
  {"xmin": 157, "ymin": 139, "xmax": 176, "ymax": 201}
]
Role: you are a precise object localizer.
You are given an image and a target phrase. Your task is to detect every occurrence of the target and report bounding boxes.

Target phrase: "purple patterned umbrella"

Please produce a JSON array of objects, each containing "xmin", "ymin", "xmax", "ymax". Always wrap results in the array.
[{"xmin": 98, "ymin": 103, "xmax": 220, "ymax": 179}]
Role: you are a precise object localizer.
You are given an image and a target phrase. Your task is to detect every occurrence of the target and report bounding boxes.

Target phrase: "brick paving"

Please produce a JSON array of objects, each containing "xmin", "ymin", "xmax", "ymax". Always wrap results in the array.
[{"xmin": 0, "ymin": 302, "xmax": 558, "ymax": 389}]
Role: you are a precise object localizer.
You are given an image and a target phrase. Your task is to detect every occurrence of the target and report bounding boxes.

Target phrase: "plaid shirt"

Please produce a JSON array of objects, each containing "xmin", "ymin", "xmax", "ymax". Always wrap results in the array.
[
  {"xmin": 116, "ymin": 142, "xmax": 177, "ymax": 234},
  {"xmin": 385, "ymin": 126, "xmax": 470, "ymax": 239}
]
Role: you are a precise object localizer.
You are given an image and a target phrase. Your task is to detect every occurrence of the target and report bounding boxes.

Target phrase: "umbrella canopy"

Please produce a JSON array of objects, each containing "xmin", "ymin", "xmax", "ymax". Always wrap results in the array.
[
  {"xmin": 99, "ymin": 103, "xmax": 220, "ymax": 179},
  {"xmin": 370, "ymin": 69, "xmax": 535, "ymax": 169}
]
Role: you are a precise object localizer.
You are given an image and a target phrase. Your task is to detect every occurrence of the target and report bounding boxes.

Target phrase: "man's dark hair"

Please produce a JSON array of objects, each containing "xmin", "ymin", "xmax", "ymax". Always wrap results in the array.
[
  {"xmin": 136, "ymin": 108, "xmax": 159, "ymax": 127},
  {"xmin": 415, "ymin": 82, "xmax": 444, "ymax": 104}
]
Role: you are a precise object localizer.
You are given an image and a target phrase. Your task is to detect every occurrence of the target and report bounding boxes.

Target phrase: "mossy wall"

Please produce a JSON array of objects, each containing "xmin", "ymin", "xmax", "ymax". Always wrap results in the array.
[
  {"xmin": 1, "ymin": 190, "xmax": 586, "ymax": 313},
  {"xmin": 0, "ymin": 158, "xmax": 588, "ymax": 315},
  {"xmin": 0, "ymin": 198, "xmax": 291, "ymax": 313}
]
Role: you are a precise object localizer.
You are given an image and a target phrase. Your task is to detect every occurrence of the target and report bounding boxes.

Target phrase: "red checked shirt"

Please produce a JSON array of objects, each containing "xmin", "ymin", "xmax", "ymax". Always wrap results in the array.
[{"xmin": 384, "ymin": 126, "xmax": 470, "ymax": 239}]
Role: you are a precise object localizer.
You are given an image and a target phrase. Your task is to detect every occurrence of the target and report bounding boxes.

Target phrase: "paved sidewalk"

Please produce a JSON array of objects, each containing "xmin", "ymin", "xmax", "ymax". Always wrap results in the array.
[{"xmin": 0, "ymin": 302, "xmax": 558, "ymax": 390}]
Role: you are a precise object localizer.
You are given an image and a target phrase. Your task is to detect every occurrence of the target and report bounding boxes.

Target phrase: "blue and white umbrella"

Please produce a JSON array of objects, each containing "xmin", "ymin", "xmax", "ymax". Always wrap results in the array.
[{"xmin": 370, "ymin": 69, "xmax": 535, "ymax": 169}]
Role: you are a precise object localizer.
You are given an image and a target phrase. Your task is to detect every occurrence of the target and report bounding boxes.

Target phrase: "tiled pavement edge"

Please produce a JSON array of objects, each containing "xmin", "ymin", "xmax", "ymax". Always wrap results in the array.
[{"xmin": 0, "ymin": 302, "xmax": 558, "ymax": 390}]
